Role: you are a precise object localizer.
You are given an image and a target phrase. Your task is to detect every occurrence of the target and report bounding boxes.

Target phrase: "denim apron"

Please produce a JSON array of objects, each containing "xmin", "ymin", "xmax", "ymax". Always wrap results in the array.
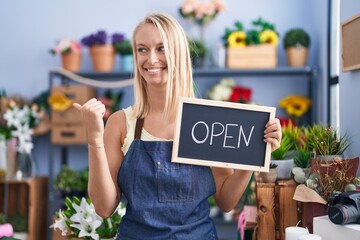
[{"xmin": 117, "ymin": 118, "xmax": 218, "ymax": 240}]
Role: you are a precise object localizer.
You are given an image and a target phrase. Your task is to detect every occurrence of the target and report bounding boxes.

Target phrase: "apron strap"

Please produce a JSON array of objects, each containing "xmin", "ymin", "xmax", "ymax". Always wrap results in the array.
[{"xmin": 134, "ymin": 118, "xmax": 144, "ymax": 139}]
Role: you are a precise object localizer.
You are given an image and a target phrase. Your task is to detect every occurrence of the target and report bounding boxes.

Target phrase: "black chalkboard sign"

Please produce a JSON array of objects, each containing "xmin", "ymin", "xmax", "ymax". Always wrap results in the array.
[{"xmin": 172, "ymin": 97, "xmax": 276, "ymax": 172}]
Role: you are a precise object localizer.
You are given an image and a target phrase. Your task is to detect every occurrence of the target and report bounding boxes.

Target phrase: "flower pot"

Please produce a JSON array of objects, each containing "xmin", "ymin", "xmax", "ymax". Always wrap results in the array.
[
  {"xmin": 89, "ymin": 45, "xmax": 115, "ymax": 72},
  {"xmin": 271, "ymin": 159, "xmax": 294, "ymax": 179},
  {"xmin": 227, "ymin": 44, "xmax": 277, "ymax": 69},
  {"xmin": 256, "ymin": 168, "xmax": 277, "ymax": 183},
  {"xmin": 121, "ymin": 54, "xmax": 134, "ymax": 72},
  {"xmin": 286, "ymin": 47, "xmax": 308, "ymax": 67},
  {"xmin": 61, "ymin": 51, "xmax": 81, "ymax": 72}
]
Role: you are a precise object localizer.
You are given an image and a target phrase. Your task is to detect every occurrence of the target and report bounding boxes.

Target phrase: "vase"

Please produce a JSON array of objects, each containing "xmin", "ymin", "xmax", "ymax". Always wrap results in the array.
[
  {"xmin": 61, "ymin": 51, "xmax": 81, "ymax": 72},
  {"xmin": 15, "ymin": 150, "xmax": 36, "ymax": 179},
  {"xmin": 0, "ymin": 136, "xmax": 6, "ymax": 179},
  {"xmin": 89, "ymin": 45, "xmax": 115, "ymax": 72}
]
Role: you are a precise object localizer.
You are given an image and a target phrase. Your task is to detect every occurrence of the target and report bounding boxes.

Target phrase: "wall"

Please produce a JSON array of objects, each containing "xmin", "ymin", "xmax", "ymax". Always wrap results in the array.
[
  {"xmin": 0, "ymin": 0, "xmax": 328, "ymax": 175},
  {"xmin": 339, "ymin": 1, "xmax": 360, "ymax": 175}
]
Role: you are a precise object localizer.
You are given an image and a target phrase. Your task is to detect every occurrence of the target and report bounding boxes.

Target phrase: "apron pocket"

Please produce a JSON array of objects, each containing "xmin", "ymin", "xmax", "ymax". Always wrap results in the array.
[{"xmin": 157, "ymin": 162, "xmax": 194, "ymax": 202}]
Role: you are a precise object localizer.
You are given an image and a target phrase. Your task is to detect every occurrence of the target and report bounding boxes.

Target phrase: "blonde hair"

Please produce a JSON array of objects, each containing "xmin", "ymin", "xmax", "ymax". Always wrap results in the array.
[{"xmin": 131, "ymin": 12, "xmax": 194, "ymax": 120}]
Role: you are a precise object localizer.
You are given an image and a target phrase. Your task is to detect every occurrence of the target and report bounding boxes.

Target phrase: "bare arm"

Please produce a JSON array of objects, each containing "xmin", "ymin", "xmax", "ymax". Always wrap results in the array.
[
  {"xmin": 73, "ymin": 99, "xmax": 126, "ymax": 218},
  {"xmin": 212, "ymin": 118, "xmax": 282, "ymax": 212}
]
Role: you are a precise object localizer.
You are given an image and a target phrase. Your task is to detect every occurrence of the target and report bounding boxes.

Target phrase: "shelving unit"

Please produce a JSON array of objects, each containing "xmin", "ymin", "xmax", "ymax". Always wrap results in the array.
[{"xmin": 47, "ymin": 66, "xmax": 317, "ymax": 238}]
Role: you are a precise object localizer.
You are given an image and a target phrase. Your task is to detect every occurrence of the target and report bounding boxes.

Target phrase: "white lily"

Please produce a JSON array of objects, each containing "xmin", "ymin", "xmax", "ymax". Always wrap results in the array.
[
  {"xmin": 70, "ymin": 216, "xmax": 102, "ymax": 240},
  {"xmin": 50, "ymin": 209, "xmax": 70, "ymax": 236}
]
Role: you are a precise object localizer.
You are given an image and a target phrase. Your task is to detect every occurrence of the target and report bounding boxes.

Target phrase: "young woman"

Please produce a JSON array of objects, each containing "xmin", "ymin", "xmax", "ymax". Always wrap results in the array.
[{"xmin": 73, "ymin": 12, "xmax": 282, "ymax": 240}]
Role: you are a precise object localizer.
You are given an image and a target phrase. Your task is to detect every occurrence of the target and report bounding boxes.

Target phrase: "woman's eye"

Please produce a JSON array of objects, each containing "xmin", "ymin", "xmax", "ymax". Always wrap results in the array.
[
  {"xmin": 137, "ymin": 48, "xmax": 147, "ymax": 54},
  {"xmin": 158, "ymin": 46, "xmax": 165, "ymax": 52}
]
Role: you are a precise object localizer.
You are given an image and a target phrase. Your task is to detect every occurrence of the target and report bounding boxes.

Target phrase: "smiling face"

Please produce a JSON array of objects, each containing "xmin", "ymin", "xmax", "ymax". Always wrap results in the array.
[{"xmin": 134, "ymin": 23, "xmax": 168, "ymax": 87}]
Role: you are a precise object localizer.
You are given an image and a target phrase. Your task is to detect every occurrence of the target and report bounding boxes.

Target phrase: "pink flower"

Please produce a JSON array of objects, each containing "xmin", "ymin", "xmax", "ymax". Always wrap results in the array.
[
  {"xmin": 181, "ymin": 0, "xmax": 199, "ymax": 14},
  {"xmin": 212, "ymin": 0, "xmax": 226, "ymax": 12}
]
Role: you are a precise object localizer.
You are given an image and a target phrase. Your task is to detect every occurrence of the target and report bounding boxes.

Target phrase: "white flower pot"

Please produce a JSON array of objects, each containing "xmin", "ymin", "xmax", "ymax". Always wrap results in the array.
[{"xmin": 271, "ymin": 159, "xmax": 294, "ymax": 179}]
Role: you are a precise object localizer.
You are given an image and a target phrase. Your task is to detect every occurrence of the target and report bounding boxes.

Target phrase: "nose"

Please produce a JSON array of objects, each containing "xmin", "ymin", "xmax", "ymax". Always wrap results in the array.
[{"xmin": 149, "ymin": 50, "xmax": 159, "ymax": 64}]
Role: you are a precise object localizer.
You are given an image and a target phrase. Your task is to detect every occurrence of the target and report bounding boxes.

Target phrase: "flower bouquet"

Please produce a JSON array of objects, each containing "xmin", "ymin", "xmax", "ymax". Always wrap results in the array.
[
  {"xmin": 222, "ymin": 18, "xmax": 279, "ymax": 69},
  {"xmin": 51, "ymin": 196, "xmax": 126, "ymax": 240},
  {"xmin": 207, "ymin": 78, "xmax": 252, "ymax": 104},
  {"xmin": 50, "ymin": 39, "xmax": 82, "ymax": 72},
  {"xmin": 179, "ymin": 0, "xmax": 226, "ymax": 43},
  {"xmin": 1, "ymin": 98, "xmax": 44, "ymax": 179},
  {"xmin": 179, "ymin": 0, "xmax": 226, "ymax": 26}
]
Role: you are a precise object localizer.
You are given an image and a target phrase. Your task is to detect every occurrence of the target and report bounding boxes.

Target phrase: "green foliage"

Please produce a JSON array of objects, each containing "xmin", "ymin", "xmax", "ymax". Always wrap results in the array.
[
  {"xmin": 283, "ymin": 28, "xmax": 311, "ymax": 48},
  {"xmin": 8, "ymin": 214, "xmax": 28, "ymax": 232},
  {"xmin": 114, "ymin": 39, "xmax": 133, "ymax": 55},
  {"xmin": 305, "ymin": 124, "xmax": 351, "ymax": 156},
  {"xmin": 271, "ymin": 135, "xmax": 292, "ymax": 160},
  {"xmin": 207, "ymin": 196, "xmax": 216, "ymax": 207},
  {"xmin": 54, "ymin": 166, "xmax": 88, "ymax": 194},
  {"xmin": 294, "ymin": 146, "xmax": 311, "ymax": 168},
  {"xmin": 0, "ymin": 213, "xmax": 7, "ymax": 224},
  {"xmin": 189, "ymin": 39, "xmax": 207, "ymax": 58}
]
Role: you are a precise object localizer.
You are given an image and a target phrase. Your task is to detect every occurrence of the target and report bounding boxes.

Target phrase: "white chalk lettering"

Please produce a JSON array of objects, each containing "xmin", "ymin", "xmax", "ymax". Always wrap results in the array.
[
  {"xmin": 237, "ymin": 125, "xmax": 255, "ymax": 147},
  {"xmin": 223, "ymin": 124, "xmax": 238, "ymax": 148},
  {"xmin": 210, "ymin": 122, "xmax": 225, "ymax": 145},
  {"xmin": 191, "ymin": 121, "xmax": 209, "ymax": 144}
]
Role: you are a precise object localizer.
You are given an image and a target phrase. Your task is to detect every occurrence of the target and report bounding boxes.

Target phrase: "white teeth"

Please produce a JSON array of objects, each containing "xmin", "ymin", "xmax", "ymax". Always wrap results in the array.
[{"xmin": 147, "ymin": 68, "xmax": 161, "ymax": 73}]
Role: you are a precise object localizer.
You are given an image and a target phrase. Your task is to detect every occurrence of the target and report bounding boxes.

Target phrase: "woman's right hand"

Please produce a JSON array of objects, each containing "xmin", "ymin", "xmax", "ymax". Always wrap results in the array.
[{"xmin": 73, "ymin": 98, "xmax": 106, "ymax": 144}]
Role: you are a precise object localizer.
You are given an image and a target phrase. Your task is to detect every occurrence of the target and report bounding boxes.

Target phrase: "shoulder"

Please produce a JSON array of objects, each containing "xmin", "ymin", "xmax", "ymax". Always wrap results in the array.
[{"xmin": 105, "ymin": 109, "xmax": 127, "ymax": 145}]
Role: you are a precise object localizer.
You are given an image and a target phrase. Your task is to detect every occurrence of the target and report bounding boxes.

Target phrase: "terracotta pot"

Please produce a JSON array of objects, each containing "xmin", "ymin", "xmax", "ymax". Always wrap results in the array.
[
  {"xmin": 90, "ymin": 45, "xmax": 115, "ymax": 72},
  {"xmin": 61, "ymin": 51, "xmax": 81, "ymax": 72},
  {"xmin": 286, "ymin": 47, "xmax": 308, "ymax": 67}
]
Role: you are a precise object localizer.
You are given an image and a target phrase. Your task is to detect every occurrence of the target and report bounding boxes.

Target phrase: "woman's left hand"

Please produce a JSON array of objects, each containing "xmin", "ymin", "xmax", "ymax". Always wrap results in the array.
[{"xmin": 264, "ymin": 118, "xmax": 282, "ymax": 152}]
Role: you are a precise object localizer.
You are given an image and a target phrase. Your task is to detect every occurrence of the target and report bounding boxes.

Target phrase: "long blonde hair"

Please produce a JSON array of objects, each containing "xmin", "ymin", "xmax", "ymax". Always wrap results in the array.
[{"xmin": 132, "ymin": 12, "xmax": 194, "ymax": 121}]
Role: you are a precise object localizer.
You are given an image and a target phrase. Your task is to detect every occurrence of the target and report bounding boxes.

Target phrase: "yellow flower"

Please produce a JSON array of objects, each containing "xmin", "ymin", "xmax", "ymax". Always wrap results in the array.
[
  {"xmin": 227, "ymin": 31, "xmax": 247, "ymax": 48},
  {"xmin": 48, "ymin": 93, "xmax": 73, "ymax": 111},
  {"xmin": 259, "ymin": 30, "xmax": 279, "ymax": 46},
  {"xmin": 279, "ymin": 95, "xmax": 311, "ymax": 118}
]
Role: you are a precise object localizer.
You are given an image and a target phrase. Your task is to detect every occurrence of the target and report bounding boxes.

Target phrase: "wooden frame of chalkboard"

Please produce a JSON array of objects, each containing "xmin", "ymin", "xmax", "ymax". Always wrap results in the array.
[{"xmin": 172, "ymin": 97, "xmax": 276, "ymax": 172}]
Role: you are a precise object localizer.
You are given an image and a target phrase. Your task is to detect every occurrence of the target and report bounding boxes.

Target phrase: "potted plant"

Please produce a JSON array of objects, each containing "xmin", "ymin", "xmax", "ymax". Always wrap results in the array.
[
  {"xmin": 51, "ymin": 196, "xmax": 126, "ymax": 239},
  {"xmin": 189, "ymin": 39, "xmax": 208, "ymax": 68},
  {"xmin": 305, "ymin": 124, "xmax": 351, "ymax": 160},
  {"xmin": 283, "ymin": 28, "xmax": 311, "ymax": 67},
  {"xmin": 114, "ymin": 39, "xmax": 134, "ymax": 72},
  {"xmin": 256, "ymin": 163, "xmax": 278, "ymax": 183},
  {"xmin": 270, "ymin": 135, "xmax": 294, "ymax": 179},
  {"xmin": 50, "ymin": 39, "xmax": 82, "ymax": 72},
  {"xmin": 222, "ymin": 17, "xmax": 279, "ymax": 69},
  {"xmin": 81, "ymin": 31, "xmax": 124, "ymax": 72},
  {"xmin": 54, "ymin": 166, "xmax": 88, "ymax": 198},
  {"xmin": 8, "ymin": 213, "xmax": 28, "ymax": 240}
]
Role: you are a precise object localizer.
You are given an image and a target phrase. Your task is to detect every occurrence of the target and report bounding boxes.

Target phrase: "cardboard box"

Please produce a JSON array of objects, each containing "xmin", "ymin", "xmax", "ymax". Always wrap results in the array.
[
  {"xmin": 51, "ymin": 123, "xmax": 87, "ymax": 144},
  {"xmin": 313, "ymin": 215, "xmax": 360, "ymax": 240},
  {"xmin": 51, "ymin": 85, "xmax": 96, "ymax": 124},
  {"xmin": 227, "ymin": 44, "xmax": 277, "ymax": 69}
]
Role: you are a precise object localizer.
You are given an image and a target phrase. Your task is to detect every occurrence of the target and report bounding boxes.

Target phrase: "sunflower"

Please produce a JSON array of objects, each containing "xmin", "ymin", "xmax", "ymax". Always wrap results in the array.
[
  {"xmin": 227, "ymin": 31, "xmax": 247, "ymax": 48},
  {"xmin": 279, "ymin": 95, "xmax": 311, "ymax": 117},
  {"xmin": 48, "ymin": 92, "xmax": 73, "ymax": 111},
  {"xmin": 259, "ymin": 29, "xmax": 279, "ymax": 46}
]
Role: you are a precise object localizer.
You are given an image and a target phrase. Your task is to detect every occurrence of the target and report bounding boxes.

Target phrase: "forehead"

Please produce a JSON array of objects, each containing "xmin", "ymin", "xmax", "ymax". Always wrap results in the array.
[{"xmin": 135, "ymin": 23, "xmax": 163, "ymax": 45}]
